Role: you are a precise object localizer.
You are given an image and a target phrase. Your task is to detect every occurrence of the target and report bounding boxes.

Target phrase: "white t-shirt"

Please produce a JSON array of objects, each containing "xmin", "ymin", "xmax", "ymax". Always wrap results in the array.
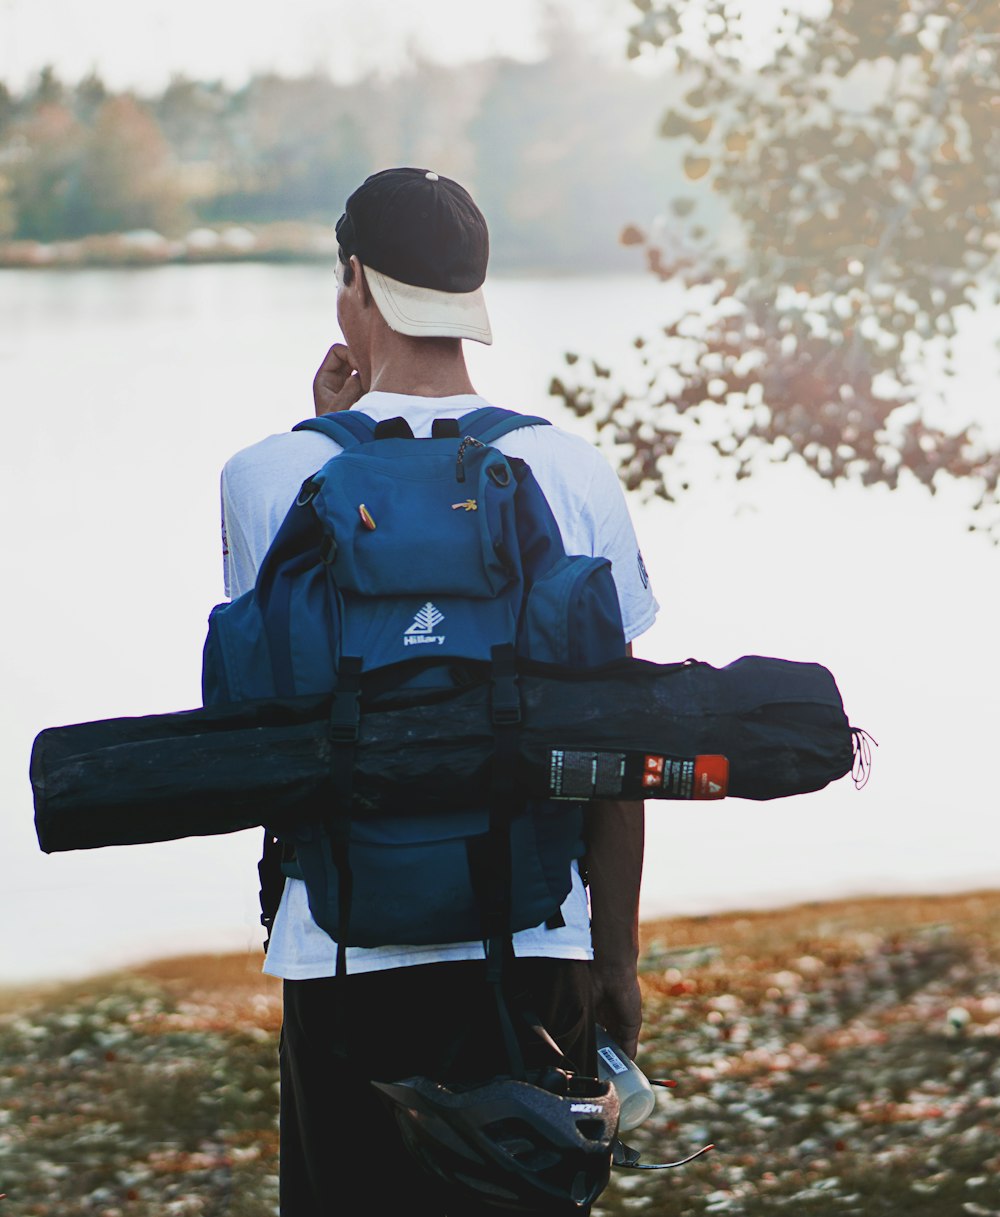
[{"xmin": 220, "ymin": 391, "xmax": 659, "ymax": 979}]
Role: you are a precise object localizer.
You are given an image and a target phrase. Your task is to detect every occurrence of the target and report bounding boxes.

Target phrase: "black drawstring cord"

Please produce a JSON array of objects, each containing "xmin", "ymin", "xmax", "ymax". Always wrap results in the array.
[{"xmin": 851, "ymin": 727, "xmax": 878, "ymax": 789}]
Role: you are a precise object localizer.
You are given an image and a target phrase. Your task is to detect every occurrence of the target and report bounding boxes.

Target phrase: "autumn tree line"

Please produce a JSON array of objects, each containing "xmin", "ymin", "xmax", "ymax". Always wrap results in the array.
[{"xmin": 0, "ymin": 46, "xmax": 683, "ymax": 271}]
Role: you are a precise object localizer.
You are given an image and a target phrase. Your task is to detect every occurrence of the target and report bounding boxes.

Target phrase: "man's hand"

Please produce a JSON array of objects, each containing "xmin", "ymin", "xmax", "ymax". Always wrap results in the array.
[
  {"xmin": 592, "ymin": 960, "xmax": 643, "ymax": 1062},
  {"xmin": 313, "ymin": 343, "xmax": 364, "ymax": 415}
]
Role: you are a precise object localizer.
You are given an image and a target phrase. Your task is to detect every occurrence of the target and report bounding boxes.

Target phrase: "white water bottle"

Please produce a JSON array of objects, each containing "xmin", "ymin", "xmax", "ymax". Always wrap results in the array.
[{"xmin": 595, "ymin": 1025, "xmax": 656, "ymax": 1131}]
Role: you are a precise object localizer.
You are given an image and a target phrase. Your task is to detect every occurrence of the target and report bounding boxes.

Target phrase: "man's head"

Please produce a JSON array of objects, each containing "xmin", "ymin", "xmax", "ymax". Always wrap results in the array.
[{"xmin": 335, "ymin": 167, "xmax": 492, "ymax": 347}]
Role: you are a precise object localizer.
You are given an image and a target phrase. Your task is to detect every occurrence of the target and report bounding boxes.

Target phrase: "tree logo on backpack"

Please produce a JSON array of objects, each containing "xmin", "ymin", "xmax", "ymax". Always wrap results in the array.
[{"xmin": 404, "ymin": 602, "xmax": 446, "ymax": 647}]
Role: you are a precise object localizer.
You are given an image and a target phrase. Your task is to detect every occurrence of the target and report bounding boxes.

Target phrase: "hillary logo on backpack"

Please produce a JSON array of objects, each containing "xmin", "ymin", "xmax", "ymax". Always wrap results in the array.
[
  {"xmin": 404, "ymin": 602, "xmax": 446, "ymax": 646},
  {"xmin": 200, "ymin": 405, "xmax": 627, "ymax": 954}
]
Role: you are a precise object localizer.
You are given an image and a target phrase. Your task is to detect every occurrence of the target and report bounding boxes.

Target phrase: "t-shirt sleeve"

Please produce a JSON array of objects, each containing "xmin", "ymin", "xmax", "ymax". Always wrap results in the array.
[
  {"xmin": 219, "ymin": 441, "xmax": 290, "ymax": 602},
  {"xmin": 220, "ymin": 485, "xmax": 231, "ymax": 600},
  {"xmin": 219, "ymin": 430, "xmax": 345, "ymax": 601},
  {"xmin": 220, "ymin": 461, "xmax": 262, "ymax": 602},
  {"xmin": 583, "ymin": 452, "xmax": 659, "ymax": 644}
]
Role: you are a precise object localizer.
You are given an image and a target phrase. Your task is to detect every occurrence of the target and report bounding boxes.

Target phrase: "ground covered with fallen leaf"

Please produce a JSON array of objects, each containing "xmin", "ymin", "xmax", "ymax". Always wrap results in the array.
[{"xmin": 1, "ymin": 890, "xmax": 998, "ymax": 1216}]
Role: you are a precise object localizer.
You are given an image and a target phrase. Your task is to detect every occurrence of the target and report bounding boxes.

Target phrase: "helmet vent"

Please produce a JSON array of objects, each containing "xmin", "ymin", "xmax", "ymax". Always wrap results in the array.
[
  {"xmin": 487, "ymin": 1118, "xmax": 560, "ymax": 1170},
  {"xmin": 576, "ymin": 1118, "xmax": 608, "ymax": 1142},
  {"xmin": 452, "ymin": 1169, "xmax": 520, "ymax": 1202}
]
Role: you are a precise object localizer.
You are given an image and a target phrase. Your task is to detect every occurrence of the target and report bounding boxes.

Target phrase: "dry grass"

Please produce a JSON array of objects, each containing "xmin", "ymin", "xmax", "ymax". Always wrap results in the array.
[
  {"xmin": 598, "ymin": 888, "xmax": 1000, "ymax": 1216},
  {"xmin": 640, "ymin": 888, "xmax": 1000, "ymax": 958},
  {"xmin": 1, "ymin": 890, "xmax": 999, "ymax": 1216}
]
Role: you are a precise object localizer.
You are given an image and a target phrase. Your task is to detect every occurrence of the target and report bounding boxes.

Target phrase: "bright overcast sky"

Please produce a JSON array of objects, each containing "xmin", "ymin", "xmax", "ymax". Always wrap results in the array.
[{"xmin": 0, "ymin": 0, "xmax": 642, "ymax": 91}]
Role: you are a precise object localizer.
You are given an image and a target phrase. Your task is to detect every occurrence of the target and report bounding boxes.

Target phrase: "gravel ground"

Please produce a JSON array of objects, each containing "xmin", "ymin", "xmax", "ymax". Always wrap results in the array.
[
  {"xmin": 0, "ymin": 955, "xmax": 282, "ymax": 1216},
  {"xmin": 598, "ymin": 890, "xmax": 1000, "ymax": 1217},
  {"xmin": 1, "ymin": 890, "xmax": 998, "ymax": 1216}
]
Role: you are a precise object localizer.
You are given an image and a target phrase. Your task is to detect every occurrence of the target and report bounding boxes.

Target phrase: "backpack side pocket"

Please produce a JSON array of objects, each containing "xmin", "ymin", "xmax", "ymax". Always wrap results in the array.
[
  {"xmin": 520, "ymin": 555, "xmax": 627, "ymax": 666},
  {"xmin": 202, "ymin": 594, "xmax": 277, "ymax": 704}
]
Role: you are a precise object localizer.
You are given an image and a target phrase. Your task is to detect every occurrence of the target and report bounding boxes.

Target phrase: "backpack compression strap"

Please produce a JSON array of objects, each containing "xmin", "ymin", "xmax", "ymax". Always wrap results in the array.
[
  {"xmin": 475, "ymin": 641, "xmax": 531, "ymax": 1080},
  {"xmin": 255, "ymin": 411, "xmax": 374, "ymax": 952}
]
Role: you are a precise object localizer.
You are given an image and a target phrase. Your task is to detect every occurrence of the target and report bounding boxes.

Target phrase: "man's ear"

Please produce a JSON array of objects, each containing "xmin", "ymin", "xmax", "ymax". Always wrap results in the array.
[{"xmin": 351, "ymin": 255, "xmax": 372, "ymax": 306}]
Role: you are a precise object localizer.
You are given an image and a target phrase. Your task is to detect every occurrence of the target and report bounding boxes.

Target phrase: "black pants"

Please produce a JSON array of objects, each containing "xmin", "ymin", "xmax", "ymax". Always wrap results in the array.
[{"xmin": 279, "ymin": 957, "xmax": 596, "ymax": 1217}]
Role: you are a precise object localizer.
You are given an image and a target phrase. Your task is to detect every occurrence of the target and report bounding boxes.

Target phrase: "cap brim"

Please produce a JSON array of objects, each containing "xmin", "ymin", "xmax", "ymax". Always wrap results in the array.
[{"xmin": 363, "ymin": 266, "xmax": 493, "ymax": 345}]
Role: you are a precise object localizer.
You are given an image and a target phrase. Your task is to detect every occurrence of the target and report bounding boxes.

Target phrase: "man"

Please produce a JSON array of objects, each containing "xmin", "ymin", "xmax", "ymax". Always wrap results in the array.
[{"xmin": 220, "ymin": 167, "xmax": 659, "ymax": 1215}]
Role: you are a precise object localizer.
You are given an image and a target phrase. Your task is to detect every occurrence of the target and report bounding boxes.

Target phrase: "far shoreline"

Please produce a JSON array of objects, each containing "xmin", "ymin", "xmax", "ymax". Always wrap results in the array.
[
  {"xmin": 0, "ymin": 220, "xmax": 338, "ymax": 271},
  {"xmin": 0, "ymin": 221, "xmax": 644, "ymax": 277}
]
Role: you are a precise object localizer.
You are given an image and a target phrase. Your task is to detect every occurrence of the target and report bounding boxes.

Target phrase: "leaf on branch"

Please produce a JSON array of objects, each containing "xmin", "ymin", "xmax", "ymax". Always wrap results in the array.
[
  {"xmin": 684, "ymin": 155, "xmax": 712, "ymax": 181},
  {"xmin": 691, "ymin": 117, "xmax": 715, "ymax": 143},
  {"xmin": 660, "ymin": 109, "xmax": 696, "ymax": 139}
]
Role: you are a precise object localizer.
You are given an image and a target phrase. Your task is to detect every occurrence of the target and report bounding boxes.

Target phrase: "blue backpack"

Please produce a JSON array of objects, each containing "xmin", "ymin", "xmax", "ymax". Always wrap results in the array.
[{"xmin": 202, "ymin": 406, "xmax": 627, "ymax": 964}]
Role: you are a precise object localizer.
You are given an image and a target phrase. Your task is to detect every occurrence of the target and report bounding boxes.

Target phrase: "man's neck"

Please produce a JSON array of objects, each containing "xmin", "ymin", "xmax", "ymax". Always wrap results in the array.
[{"xmin": 364, "ymin": 333, "xmax": 478, "ymax": 398}]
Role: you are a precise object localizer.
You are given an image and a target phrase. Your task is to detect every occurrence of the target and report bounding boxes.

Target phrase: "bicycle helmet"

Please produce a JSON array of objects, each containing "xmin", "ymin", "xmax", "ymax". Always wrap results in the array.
[{"xmin": 372, "ymin": 1066, "xmax": 619, "ymax": 1210}]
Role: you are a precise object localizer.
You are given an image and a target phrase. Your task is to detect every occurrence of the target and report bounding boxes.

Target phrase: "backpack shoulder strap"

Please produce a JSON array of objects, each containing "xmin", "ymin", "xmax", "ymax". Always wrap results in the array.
[
  {"xmin": 458, "ymin": 406, "xmax": 551, "ymax": 445},
  {"xmin": 293, "ymin": 412, "xmax": 378, "ymax": 448},
  {"xmin": 295, "ymin": 408, "xmax": 549, "ymax": 447}
]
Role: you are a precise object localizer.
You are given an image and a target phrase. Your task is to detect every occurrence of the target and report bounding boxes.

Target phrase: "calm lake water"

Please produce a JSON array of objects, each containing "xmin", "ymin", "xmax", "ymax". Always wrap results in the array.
[{"xmin": 2, "ymin": 263, "xmax": 998, "ymax": 984}]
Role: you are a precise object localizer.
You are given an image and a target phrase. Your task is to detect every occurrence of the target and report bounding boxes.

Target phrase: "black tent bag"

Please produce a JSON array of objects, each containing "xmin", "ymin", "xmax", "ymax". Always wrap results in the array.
[{"xmin": 31, "ymin": 654, "xmax": 859, "ymax": 854}]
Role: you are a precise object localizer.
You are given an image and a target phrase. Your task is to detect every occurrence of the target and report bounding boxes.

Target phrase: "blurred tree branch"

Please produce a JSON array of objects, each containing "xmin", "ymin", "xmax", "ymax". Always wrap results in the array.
[{"xmin": 550, "ymin": 0, "xmax": 1000, "ymax": 537}]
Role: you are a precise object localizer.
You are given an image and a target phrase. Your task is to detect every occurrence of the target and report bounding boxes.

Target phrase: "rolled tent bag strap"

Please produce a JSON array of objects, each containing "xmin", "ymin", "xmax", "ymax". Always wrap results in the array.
[{"xmin": 30, "ymin": 654, "xmax": 866, "ymax": 854}]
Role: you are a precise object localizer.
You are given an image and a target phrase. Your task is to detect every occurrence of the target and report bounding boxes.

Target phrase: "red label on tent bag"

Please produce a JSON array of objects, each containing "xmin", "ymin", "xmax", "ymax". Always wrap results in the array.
[
  {"xmin": 636, "ymin": 753, "xmax": 729, "ymax": 800},
  {"xmin": 693, "ymin": 755, "xmax": 728, "ymax": 800}
]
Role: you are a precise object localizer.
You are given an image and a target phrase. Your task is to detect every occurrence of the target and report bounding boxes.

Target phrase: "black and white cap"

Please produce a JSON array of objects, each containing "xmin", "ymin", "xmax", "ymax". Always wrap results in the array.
[{"xmin": 336, "ymin": 167, "xmax": 493, "ymax": 345}]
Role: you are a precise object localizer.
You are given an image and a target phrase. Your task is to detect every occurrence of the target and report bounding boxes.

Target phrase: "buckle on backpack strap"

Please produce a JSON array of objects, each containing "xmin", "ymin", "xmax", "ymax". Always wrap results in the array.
[
  {"xmin": 491, "ymin": 696, "xmax": 521, "ymax": 726},
  {"xmin": 329, "ymin": 689, "xmax": 360, "ymax": 742},
  {"xmin": 329, "ymin": 658, "xmax": 362, "ymax": 743},
  {"xmin": 490, "ymin": 644, "xmax": 521, "ymax": 726}
]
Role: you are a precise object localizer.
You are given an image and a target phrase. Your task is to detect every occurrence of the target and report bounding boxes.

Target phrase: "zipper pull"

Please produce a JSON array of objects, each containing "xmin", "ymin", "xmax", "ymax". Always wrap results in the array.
[{"xmin": 455, "ymin": 435, "xmax": 484, "ymax": 483}]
